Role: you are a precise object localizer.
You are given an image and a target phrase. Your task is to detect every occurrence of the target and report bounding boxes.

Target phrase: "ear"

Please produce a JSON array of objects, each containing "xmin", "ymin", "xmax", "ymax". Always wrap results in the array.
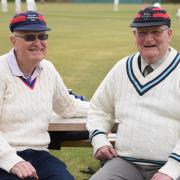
[
  {"xmin": 132, "ymin": 30, "xmax": 136, "ymax": 37},
  {"xmin": 10, "ymin": 34, "xmax": 16, "ymax": 46},
  {"xmin": 132, "ymin": 30, "xmax": 137, "ymax": 45},
  {"xmin": 167, "ymin": 29, "xmax": 173, "ymax": 43}
]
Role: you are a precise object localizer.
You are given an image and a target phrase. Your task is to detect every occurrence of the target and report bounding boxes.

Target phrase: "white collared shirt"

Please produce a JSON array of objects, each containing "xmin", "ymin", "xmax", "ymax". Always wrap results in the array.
[
  {"xmin": 141, "ymin": 49, "xmax": 170, "ymax": 74},
  {"xmin": 7, "ymin": 49, "xmax": 43, "ymax": 82}
]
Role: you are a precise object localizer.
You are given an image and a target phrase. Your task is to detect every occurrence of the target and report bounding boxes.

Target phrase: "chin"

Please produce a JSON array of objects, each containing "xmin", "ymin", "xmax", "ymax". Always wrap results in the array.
[
  {"xmin": 31, "ymin": 56, "xmax": 44, "ymax": 63},
  {"xmin": 143, "ymin": 49, "xmax": 158, "ymax": 56},
  {"xmin": 142, "ymin": 54, "xmax": 159, "ymax": 63}
]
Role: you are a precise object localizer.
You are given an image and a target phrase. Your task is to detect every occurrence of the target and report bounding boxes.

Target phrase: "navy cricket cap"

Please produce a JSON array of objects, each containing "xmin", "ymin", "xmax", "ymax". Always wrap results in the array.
[
  {"xmin": 130, "ymin": 6, "xmax": 171, "ymax": 28},
  {"xmin": 9, "ymin": 11, "xmax": 51, "ymax": 32}
]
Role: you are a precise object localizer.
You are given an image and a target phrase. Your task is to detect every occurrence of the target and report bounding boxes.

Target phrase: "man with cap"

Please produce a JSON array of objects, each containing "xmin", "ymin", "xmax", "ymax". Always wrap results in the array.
[
  {"xmin": 87, "ymin": 6, "xmax": 180, "ymax": 180},
  {"xmin": 0, "ymin": 11, "xmax": 89, "ymax": 180}
]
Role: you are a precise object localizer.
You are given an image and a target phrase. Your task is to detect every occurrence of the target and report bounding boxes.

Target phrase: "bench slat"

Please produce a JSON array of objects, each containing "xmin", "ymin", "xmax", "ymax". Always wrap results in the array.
[{"xmin": 48, "ymin": 117, "xmax": 118, "ymax": 149}]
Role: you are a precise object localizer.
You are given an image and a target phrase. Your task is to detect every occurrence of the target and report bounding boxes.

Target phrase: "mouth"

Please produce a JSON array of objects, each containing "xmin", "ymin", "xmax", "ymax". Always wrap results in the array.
[
  {"xmin": 29, "ymin": 48, "xmax": 43, "ymax": 52},
  {"xmin": 144, "ymin": 45, "xmax": 157, "ymax": 48}
]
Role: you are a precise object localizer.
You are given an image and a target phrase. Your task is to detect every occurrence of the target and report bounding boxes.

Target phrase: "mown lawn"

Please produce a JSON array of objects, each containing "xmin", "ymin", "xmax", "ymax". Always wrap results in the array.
[{"xmin": 0, "ymin": 2, "xmax": 180, "ymax": 179}]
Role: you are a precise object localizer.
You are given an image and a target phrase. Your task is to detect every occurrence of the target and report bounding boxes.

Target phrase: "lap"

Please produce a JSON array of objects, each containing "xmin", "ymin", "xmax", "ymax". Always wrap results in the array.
[
  {"xmin": 0, "ymin": 149, "xmax": 74, "ymax": 180},
  {"xmin": 0, "ymin": 169, "xmax": 18, "ymax": 180},
  {"xmin": 90, "ymin": 157, "xmax": 145, "ymax": 180},
  {"xmin": 0, "ymin": 169, "xmax": 34, "ymax": 180}
]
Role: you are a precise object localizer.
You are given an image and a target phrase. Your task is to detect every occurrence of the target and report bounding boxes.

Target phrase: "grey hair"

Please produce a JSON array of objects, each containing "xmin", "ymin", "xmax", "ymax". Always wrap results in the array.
[{"xmin": 131, "ymin": 25, "xmax": 170, "ymax": 32}]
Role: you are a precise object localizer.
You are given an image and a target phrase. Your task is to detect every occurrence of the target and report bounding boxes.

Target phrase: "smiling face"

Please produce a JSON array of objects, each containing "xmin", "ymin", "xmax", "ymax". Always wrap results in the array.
[
  {"xmin": 133, "ymin": 25, "xmax": 172, "ymax": 64},
  {"xmin": 10, "ymin": 31, "xmax": 48, "ymax": 67}
]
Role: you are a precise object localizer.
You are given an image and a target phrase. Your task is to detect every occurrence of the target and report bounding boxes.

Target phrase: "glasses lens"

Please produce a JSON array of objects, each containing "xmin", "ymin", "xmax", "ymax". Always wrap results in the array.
[
  {"xmin": 25, "ymin": 35, "xmax": 36, "ymax": 41},
  {"xmin": 38, "ymin": 34, "xmax": 48, "ymax": 40},
  {"xmin": 23, "ymin": 34, "xmax": 48, "ymax": 41}
]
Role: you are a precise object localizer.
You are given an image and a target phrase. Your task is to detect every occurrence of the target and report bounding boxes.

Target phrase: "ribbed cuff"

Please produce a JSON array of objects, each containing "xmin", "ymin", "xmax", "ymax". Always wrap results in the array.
[
  {"xmin": 0, "ymin": 151, "xmax": 24, "ymax": 172},
  {"xmin": 91, "ymin": 133, "xmax": 113, "ymax": 155}
]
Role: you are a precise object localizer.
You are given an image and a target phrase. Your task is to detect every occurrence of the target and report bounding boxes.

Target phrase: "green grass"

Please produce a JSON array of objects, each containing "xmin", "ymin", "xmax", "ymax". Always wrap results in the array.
[
  {"xmin": 51, "ymin": 148, "xmax": 99, "ymax": 180},
  {"xmin": 1, "ymin": 3, "xmax": 180, "ymax": 179},
  {"xmin": 1, "ymin": 3, "xmax": 180, "ymax": 99}
]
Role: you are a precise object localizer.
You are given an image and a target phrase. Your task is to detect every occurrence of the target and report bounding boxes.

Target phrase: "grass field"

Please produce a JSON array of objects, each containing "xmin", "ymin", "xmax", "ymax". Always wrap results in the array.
[{"xmin": 0, "ymin": 2, "xmax": 180, "ymax": 179}]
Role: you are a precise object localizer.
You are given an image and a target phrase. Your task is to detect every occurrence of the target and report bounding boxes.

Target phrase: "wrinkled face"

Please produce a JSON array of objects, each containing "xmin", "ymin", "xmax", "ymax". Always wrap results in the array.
[
  {"xmin": 10, "ymin": 31, "xmax": 48, "ymax": 65},
  {"xmin": 133, "ymin": 25, "xmax": 172, "ymax": 64}
]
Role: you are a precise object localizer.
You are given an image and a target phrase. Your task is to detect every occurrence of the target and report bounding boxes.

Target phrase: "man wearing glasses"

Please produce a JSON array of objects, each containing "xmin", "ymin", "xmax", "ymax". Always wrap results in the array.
[
  {"xmin": 0, "ymin": 11, "xmax": 89, "ymax": 180},
  {"xmin": 87, "ymin": 6, "xmax": 180, "ymax": 180}
]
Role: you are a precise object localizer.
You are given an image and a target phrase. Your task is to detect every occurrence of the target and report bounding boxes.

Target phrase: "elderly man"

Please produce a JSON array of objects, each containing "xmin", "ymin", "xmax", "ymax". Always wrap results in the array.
[
  {"xmin": 87, "ymin": 6, "xmax": 180, "ymax": 180},
  {"xmin": 0, "ymin": 11, "xmax": 89, "ymax": 180}
]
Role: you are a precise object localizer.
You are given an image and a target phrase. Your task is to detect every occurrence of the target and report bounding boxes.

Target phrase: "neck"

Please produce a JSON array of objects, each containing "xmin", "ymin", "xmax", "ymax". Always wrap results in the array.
[
  {"xmin": 19, "ymin": 63, "xmax": 35, "ymax": 77},
  {"xmin": 16, "ymin": 58, "xmax": 37, "ymax": 77},
  {"xmin": 142, "ymin": 49, "xmax": 170, "ymax": 65}
]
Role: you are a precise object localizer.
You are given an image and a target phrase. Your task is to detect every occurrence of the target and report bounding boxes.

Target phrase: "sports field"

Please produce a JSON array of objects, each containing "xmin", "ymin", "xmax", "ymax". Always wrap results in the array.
[{"xmin": 0, "ymin": 2, "xmax": 180, "ymax": 179}]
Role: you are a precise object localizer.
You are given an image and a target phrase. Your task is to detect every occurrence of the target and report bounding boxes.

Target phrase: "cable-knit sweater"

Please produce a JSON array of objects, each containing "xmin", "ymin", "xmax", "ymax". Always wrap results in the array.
[
  {"xmin": 0, "ymin": 50, "xmax": 89, "ymax": 173},
  {"xmin": 87, "ymin": 47, "xmax": 180, "ymax": 180}
]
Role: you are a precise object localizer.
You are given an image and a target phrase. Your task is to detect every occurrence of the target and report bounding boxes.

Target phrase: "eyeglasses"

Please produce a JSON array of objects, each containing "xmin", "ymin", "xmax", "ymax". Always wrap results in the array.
[
  {"xmin": 136, "ymin": 26, "xmax": 169, "ymax": 38},
  {"xmin": 15, "ymin": 34, "xmax": 48, "ymax": 41}
]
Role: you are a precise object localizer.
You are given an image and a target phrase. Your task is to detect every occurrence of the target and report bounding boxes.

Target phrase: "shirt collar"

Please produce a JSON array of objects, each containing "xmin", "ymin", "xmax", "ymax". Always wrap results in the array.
[
  {"xmin": 141, "ymin": 49, "xmax": 170, "ymax": 73},
  {"xmin": 7, "ymin": 49, "xmax": 43, "ymax": 81}
]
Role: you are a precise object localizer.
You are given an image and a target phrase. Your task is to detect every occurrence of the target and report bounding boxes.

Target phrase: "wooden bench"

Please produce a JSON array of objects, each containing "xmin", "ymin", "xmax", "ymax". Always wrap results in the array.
[{"xmin": 48, "ymin": 116, "xmax": 118, "ymax": 149}]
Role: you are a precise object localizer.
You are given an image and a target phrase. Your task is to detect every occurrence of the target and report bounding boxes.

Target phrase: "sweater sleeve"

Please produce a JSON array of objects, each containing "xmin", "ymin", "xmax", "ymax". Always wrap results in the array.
[
  {"xmin": 0, "ymin": 72, "xmax": 24, "ymax": 172},
  {"xmin": 52, "ymin": 66, "xmax": 89, "ymax": 118},
  {"xmin": 159, "ymin": 139, "xmax": 180, "ymax": 180},
  {"xmin": 86, "ymin": 63, "xmax": 118, "ymax": 154}
]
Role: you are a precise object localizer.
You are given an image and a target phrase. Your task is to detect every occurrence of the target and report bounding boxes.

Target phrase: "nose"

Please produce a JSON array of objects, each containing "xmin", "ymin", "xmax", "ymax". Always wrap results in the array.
[
  {"xmin": 144, "ymin": 32, "xmax": 154, "ymax": 41},
  {"xmin": 33, "ymin": 37, "xmax": 42, "ymax": 45},
  {"xmin": 34, "ymin": 36, "xmax": 41, "ymax": 41}
]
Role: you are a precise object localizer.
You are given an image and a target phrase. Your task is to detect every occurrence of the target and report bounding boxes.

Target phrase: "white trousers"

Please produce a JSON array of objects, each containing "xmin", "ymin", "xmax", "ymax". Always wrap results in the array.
[
  {"xmin": 1, "ymin": 0, "xmax": 37, "ymax": 13},
  {"xmin": 1, "ymin": 0, "xmax": 8, "ymax": 12},
  {"xmin": 26, "ymin": 0, "xmax": 37, "ymax": 11}
]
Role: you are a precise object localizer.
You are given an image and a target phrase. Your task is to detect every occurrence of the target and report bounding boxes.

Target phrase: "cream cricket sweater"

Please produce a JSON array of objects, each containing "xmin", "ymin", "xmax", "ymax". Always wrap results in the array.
[
  {"xmin": 87, "ymin": 47, "xmax": 180, "ymax": 179},
  {"xmin": 0, "ymin": 50, "xmax": 89, "ymax": 172}
]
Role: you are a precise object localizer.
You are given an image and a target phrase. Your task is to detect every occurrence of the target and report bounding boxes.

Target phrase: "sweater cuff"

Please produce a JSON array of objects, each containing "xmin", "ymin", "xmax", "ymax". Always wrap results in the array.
[
  {"xmin": 159, "ymin": 158, "xmax": 180, "ymax": 180},
  {"xmin": 91, "ymin": 134, "xmax": 113, "ymax": 155},
  {"xmin": 0, "ymin": 151, "xmax": 24, "ymax": 172}
]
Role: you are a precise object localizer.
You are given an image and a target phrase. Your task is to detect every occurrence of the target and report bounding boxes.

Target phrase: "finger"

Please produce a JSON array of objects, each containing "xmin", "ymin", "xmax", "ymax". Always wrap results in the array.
[
  {"xmin": 17, "ymin": 163, "xmax": 32, "ymax": 178},
  {"xmin": 99, "ymin": 147, "xmax": 114, "ymax": 160},
  {"xmin": 34, "ymin": 174, "xmax": 39, "ymax": 180},
  {"xmin": 11, "ymin": 166, "xmax": 24, "ymax": 179},
  {"xmin": 95, "ymin": 150, "xmax": 107, "ymax": 160},
  {"xmin": 16, "ymin": 171, "xmax": 24, "ymax": 179},
  {"xmin": 108, "ymin": 147, "xmax": 118, "ymax": 157},
  {"xmin": 29, "ymin": 167, "xmax": 38, "ymax": 180},
  {"xmin": 16, "ymin": 161, "xmax": 37, "ymax": 179},
  {"xmin": 24, "ymin": 162, "xmax": 38, "ymax": 179}
]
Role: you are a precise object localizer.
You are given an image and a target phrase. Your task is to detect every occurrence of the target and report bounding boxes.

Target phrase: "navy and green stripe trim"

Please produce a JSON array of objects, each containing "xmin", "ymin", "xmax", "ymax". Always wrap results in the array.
[
  {"xmin": 121, "ymin": 156, "xmax": 166, "ymax": 166},
  {"xmin": 169, "ymin": 153, "xmax": 180, "ymax": 162},
  {"xmin": 126, "ymin": 53, "xmax": 180, "ymax": 96},
  {"xmin": 90, "ymin": 130, "xmax": 106, "ymax": 141}
]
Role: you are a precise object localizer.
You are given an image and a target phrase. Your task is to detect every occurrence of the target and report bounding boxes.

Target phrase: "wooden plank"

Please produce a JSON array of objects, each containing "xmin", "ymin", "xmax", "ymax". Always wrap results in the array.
[
  {"xmin": 48, "ymin": 115, "xmax": 118, "ymax": 132},
  {"xmin": 61, "ymin": 140, "xmax": 91, "ymax": 147},
  {"xmin": 48, "ymin": 115, "xmax": 118, "ymax": 148},
  {"xmin": 49, "ymin": 117, "xmax": 87, "ymax": 131},
  {"xmin": 61, "ymin": 134, "xmax": 116, "ymax": 147}
]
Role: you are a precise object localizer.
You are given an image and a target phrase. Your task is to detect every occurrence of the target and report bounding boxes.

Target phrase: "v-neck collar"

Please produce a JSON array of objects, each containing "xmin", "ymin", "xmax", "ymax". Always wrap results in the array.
[
  {"xmin": 126, "ymin": 48, "xmax": 180, "ymax": 96},
  {"xmin": 7, "ymin": 49, "xmax": 43, "ymax": 90},
  {"xmin": 7, "ymin": 49, "xmax": 43, "ymax": 81},
  {"xmin": 140, "ymin": 50, "xmax": 170, "ymax": 74}
]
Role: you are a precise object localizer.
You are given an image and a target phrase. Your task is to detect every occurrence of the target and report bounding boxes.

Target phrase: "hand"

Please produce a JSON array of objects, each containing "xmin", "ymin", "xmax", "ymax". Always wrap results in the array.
[
  {"xmin": 151, "ymin": 172, "xmax": 173, "ymax": 180},
  {"xmin": 95, "ymin": 146, "xmax": 118, "ymax": 161},
  {"xmin": 10, "ymin": 161, "xmax": 39, "ymax": 180}
]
